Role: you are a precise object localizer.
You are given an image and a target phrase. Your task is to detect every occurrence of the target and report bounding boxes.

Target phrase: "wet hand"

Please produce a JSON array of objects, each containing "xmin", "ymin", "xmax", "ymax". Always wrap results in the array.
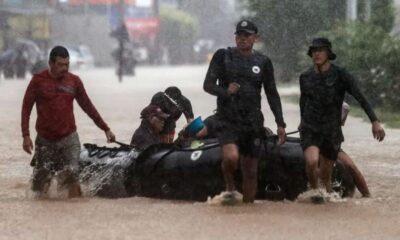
[
  {"xmin": 228, "ymin": 82, "xmax": 240, "ymax": 95},
  {"xmin": 105, "ymin": 129, "xmax": 116, "ymax": 143},
  {"xmin": 372, "ymin": 121, "xmax": 385, "ymax": 142},
  {"xmin": 22, "ymin": 136, "xmax": 33, "ymax": 154},
  {"xmin": 277, "ymin": 127, "xmax": 286, "ymax": 145}
]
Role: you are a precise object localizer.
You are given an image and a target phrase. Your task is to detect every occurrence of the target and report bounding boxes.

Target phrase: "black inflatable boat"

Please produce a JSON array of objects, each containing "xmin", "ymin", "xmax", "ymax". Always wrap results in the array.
[{"xmin": 79, "ymin": 136, "xmax": 355, "ymax": 201}]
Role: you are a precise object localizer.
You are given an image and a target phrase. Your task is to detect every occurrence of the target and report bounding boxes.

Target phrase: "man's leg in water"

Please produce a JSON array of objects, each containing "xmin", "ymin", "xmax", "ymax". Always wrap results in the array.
[
  {"xmin": 338, "ymin": 151, "xmax": 371, "ymax": 197},
  {"xmin": 221, "ymin": 143, "xmax": 239, "ymax": 192},
  {"xmin": 241, "ymin": 155, "xmax": 257, "ymax": 203},
  {"xmin": 304, "ymin": 146, "xmax": 320, "ymax": 189},
  {"xmin": 31, "ymin": 137, "xmax": 57, "ymax": 197},
  {"xmin": 319, "ymin": 155, "xmax": 335, "ymax": 193},
  {"xmin": 58, "ymin": 133, "xmax": 82, "ymax": 198}
]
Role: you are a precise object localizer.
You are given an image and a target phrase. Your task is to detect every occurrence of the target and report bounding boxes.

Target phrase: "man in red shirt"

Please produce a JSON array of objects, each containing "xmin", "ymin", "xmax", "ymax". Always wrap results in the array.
[{"xmin": 21, "ymin": 46, "xmax": 116, "ymax": 198}]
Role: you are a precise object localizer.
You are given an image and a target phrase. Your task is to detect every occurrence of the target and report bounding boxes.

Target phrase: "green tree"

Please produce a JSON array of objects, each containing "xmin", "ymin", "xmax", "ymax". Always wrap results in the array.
[
  {"xmin": 319, "ymin": 0, "xmax": 399, "ymax": 110},
  {"xmin": 158, "ymin": 8, "xmax": 199, "ymax": 64},
  {"xmin": 370, "ymin": 0, "xmax": 395, "ymax": 33},
  {"xmin": 179, "ymin": 0, "xmax": 236, "ymax": 46},
  {"xmin": 359, "ymin": 0, "xmax": 395, "ymax": 33},
  {"xmin": 239, "ymin": 0, "xmax": 346, "ymax": 82},
  {"xmin": 322, "ymin": 20, "xmax": 400, "ymax": 110}
]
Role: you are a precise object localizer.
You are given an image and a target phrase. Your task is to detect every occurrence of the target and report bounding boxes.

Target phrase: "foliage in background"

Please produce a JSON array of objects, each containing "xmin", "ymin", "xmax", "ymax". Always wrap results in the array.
[
  {"xmin": 239, "ymin": 0, "xmax": 396, "ymax": 84},
  {"xmin": 366, "ymin": 0, "xmax": 395, "ymax": 33},
  {"xmin": 158, "ymin": 8, "xmax": 199, "ymax": 64},
  {"xmin": 241, "ymin": 0, "xmax": 399, "ymax": 114},
  {"xmin": 239, "ymin": 0, "xmax": 347, "ymax": 82},
  {"xmin": 179, "ymin": 0, "xmax": 237, "ymax": 47},
  {"xmin": 322, "ymin": 21, "xmax": 400, "ymax": 111},
  {"xmin": 318, "ymin": 0, "xmax": 399, "ymax": 111}
]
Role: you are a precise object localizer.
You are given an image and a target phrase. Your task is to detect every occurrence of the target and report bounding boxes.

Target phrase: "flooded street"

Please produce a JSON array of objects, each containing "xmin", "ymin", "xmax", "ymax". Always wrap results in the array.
[{"xmin": 0, "ymin": 65, "xmax": 399, "ymax": 240}]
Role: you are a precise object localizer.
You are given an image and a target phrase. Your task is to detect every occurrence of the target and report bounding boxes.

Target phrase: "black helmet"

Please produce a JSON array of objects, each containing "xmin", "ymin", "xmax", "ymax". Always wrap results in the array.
[{"xmin": 307, "ymin": 37, "xmax": 336, "ymax": 60}]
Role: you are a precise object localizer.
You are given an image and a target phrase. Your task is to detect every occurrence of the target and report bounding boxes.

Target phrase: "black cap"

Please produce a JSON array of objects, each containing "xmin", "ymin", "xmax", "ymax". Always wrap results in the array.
[
  {"xmin": 235, "ymin": 20, "xmax": 258, "ymax": 34},
  {"xmin": 307, "ymin": 37, "xmax": 336, "ymax": 60},
  {"xmin": 140, "ymin": 105, "xmax": 170, "ymax": 120}
]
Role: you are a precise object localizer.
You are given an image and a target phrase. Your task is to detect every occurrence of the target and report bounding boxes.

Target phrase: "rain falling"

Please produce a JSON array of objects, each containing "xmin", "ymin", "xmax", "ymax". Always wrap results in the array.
[{"xmin": 0, "ymin": 1, "xmax": 400, "ymax": 239}]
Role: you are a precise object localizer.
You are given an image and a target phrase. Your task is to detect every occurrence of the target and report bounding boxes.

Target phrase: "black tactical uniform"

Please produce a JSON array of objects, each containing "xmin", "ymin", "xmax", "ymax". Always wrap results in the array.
[
  {"xmin": 204, "ymin": 47, "xmax": 286, "ymax": 155},
  {"xmin": 203, "ymin": 114, "xmax": 273, "ymax": 139},
  {"xmin": 299, "ymin": 64, "xmax": 378, "ymax": 160},
  {"xmin": 150, "ymin": 91, "xmax": 194, "ymax": 134}
]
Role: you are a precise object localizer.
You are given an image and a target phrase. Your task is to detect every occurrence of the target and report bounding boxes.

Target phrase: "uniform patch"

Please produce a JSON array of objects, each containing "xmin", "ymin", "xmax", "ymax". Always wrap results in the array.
[
  {"xmin": 252, "ymin": 66, "xmax": 260, "ymax": 74},
  {"xmin": 241, "ymin": 21, "xmax": 248, "ymax": 27},
  {"xmin": 190, "ymin": 150, "xmax": 202, "ymax": 161}
]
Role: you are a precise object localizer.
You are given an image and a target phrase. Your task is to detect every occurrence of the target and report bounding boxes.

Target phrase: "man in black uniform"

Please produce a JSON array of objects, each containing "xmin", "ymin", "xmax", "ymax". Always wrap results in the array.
[
  {"xmin": 150, "ymin": 86, "xmax": 194, "ymax": 143},
  {"xmin": 299, "ymin": 38, "xmax": 385, "ymax": 201},
  {"xmin": 204, "ymin": 20, "xmax": 286, "ymax": 204},
  {"xmin": 130, "ymin": 105, "xmax": 170, "ymax": 150}
]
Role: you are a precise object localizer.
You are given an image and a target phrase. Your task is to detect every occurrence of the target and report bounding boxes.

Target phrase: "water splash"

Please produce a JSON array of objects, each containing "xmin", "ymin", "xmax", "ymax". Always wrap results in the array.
[
  {"xmin": 25, "ymin": 176, "xmax": 69, "ymax": 200},
  {"xmin": 297, "ymin": 189, "xmax": 348, "ymax": 204},
  {"xmin": 207, "ymin": 191, "xmax": 243, "ymax": 206}
]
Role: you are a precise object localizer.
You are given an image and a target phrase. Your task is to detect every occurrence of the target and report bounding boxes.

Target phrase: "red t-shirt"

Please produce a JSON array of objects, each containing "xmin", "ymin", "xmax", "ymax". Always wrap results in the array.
[{"xmin": 21, "ymin": 70, "xmax": 109, "ymax": 140}]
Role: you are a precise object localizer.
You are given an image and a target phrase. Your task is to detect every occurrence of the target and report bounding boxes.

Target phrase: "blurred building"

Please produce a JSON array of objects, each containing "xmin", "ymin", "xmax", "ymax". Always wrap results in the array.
[
  {"xmin": 0, "ymin": 0, "xmax": 54, "ymax": 51},
  {"xmin": 0, "ymin": 0, "xmax": 239, "ymax": 65},
  {"xmin": 50, "ymin": 0, "xmax": 161, "ymax": 66}
]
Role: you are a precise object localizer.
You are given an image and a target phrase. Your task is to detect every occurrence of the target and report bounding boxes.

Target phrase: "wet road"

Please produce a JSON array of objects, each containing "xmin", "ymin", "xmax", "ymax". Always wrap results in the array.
[{"xmin": 0, "ymin": 66, "xmax": 399, "ymax": 240}]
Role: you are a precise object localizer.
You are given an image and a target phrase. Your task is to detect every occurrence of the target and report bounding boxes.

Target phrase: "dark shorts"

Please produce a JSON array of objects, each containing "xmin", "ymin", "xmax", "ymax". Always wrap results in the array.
[
  {"xmin": 31, "ymin": 132, "xmax": 81, "ymax": 193},
  {"xmin": 219, "ymin": 123, "xmax": 264, "ymax": 157},
  {"xmin": 300, "ymin": 130, "xmax": 341, "ymax": 161}
]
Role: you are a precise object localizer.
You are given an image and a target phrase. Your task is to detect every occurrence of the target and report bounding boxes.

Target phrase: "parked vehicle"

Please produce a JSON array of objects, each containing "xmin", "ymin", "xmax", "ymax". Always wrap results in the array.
[{"xmin": 67, "ymin": 45, "xmax": 95, "ymax": 71}]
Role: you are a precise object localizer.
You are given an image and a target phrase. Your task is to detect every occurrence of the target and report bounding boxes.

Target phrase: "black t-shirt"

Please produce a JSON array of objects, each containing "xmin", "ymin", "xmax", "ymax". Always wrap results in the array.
[
  {"xmin": 299, "ymin": 64, "xmax": 378, "ymax": 141},
  {"xmin": 150, "ymin": 92, "xmax": 194, "ymax": 133},
  {"xmin": 204, "ymin": 47, "xmax": 286, "ymax": 129}
]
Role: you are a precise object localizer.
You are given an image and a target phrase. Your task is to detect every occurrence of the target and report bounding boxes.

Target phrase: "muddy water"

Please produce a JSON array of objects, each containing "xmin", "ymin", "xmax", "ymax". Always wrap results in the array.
[{"xmin": 0, "ymin": 66, "xmax": 399, "ymax": 240}]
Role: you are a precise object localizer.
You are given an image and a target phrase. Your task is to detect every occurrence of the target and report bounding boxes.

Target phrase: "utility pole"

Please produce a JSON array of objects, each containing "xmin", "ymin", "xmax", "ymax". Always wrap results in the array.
[
  {"xmin": 84, "ymin": 0, "xmax": 89, "ymax": 16},
  {"xmin": 347, "ymin": 0, "xmax": 358, "ymax": 20},
  {"xmin": 154, "ymin": 0, "xmax": 159, "ymax": 14},
  {"xmin": 117, "ymin": 0, "xmax": 125, "ymax": 82},
  {"xmin": 152, "ymin": 0, "xmax": 160, "ymax": 65}
]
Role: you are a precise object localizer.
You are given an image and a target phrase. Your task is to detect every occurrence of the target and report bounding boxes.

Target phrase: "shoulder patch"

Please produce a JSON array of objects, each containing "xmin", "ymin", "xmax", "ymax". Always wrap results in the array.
[
  {"xmin": 190, "ymin": 150, "xmax": 202, "ymax": 161},
  {"xmin": 252, "ymin": 65, "xmax": 261, "ymax": 74}
]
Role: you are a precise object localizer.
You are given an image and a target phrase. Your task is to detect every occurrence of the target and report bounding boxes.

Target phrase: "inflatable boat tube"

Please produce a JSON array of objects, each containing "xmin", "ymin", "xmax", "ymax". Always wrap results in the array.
[{"xmin": 79, "ymin": 136, "xmax": 355, "ymax": 201}]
